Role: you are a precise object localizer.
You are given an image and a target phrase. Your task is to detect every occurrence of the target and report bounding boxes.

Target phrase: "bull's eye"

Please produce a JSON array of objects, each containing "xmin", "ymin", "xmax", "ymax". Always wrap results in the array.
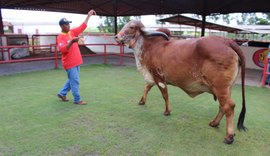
[{"xmin": 129, "ymin": 26, "xmax": 135, "ymax": 30}]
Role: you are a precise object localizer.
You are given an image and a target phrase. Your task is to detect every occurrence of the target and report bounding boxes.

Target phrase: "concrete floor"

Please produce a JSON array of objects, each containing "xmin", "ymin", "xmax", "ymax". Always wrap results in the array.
[
  {"xmin": 0, "ymin": 55, "xmax": 266, "ymax": 87},
  {"xmin": 0, "ymin": 55, "xmax": 135, "ymax": 75}
]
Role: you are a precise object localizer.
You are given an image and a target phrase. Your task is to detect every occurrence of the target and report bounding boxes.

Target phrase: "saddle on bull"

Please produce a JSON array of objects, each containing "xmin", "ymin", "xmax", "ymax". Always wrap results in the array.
[{"xmin": 115, "ymin": 20, "xmax": 247, "ymax": 144}]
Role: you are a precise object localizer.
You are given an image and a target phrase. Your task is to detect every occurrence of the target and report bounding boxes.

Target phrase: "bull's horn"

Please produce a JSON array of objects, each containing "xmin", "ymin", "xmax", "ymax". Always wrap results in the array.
[{"xmin": 144, "ymin": 30, "xmax": 169, "ymax": 41}]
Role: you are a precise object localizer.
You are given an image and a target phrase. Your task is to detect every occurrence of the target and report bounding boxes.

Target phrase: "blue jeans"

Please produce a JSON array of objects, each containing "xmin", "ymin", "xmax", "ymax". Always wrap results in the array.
[
  {"xmin": 266, "ymin": 60, "xmax": 270, "ymax": 84},
  {"xmin": 58, "ymin": 66, "xmax": 81, "ymax": 102}
]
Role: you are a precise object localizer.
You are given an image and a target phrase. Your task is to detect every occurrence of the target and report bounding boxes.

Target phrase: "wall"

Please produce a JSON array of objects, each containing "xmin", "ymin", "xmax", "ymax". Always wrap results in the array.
[{"xmin": 240, "ymin": 46, "xmax": 269, "ymax": 70}]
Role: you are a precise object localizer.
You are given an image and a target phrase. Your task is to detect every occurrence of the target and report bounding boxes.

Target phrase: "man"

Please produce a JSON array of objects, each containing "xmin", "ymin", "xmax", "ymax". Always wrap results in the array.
[
  {"xmin": 56, "ymin": 9, "xmax": 96, "ymax": 105},
  {"xmin": 266, "ymin": 44, "xmax": 270, "ymax": 85}
]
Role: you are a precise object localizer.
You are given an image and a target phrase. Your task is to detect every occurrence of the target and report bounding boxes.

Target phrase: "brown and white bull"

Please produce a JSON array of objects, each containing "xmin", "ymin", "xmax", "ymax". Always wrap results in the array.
[{"xmin": 115, "ymin": 20, "xmax": 246, "ymax": 144}]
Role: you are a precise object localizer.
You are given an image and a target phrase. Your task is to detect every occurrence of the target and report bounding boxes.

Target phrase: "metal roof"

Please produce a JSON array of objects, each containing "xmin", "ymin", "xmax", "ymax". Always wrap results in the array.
[
  {"xmin": 1, "ymin": 0, "xmax": 270, "ymax": 16},
  {"xmin": 159, "ymin": 15, "xmax": 250, "ymax": 34},
  {"xmin": 0, "ymin": 0, "xmax": 269, "ymax": 35},
  {"xmin": 237, "ymin": 25, "xmax": 270, "ymax": 34}
]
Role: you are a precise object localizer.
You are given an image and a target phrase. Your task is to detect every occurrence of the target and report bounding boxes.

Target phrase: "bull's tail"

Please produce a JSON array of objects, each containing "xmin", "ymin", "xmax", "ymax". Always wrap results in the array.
[{"xmin": 229, "ymin": 40, "xmax": 247, "ymax": 131}]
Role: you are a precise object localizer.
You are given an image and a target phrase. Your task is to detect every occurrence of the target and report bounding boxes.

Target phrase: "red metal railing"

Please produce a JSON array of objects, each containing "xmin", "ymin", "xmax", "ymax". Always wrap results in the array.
[
  {"xmin": 31, "ymin": 34, "xmax": 57, "ymax": 55},
  {"xmin": 0, "ymin": 43, "xmax": 134, "ymax": 68},
  {"xmin": 0, "ymin": 44, "xmax": 58, "ymax": 63},
  {"xmin": 261, "ymin": 57, "xmax": 270, "ymax": 87}
]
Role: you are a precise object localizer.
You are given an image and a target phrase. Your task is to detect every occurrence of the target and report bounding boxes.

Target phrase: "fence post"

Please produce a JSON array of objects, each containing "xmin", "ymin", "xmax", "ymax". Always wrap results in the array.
[
  {"xmin": 120, "ymin": 45, "xmax": 123, "ymax": 65},
  {"xmin": 54, "ymin": 45, "xmax": 58, "ymax": 69},
  {"xmin": 104, "ymin": 44, "xmax": 107, "ymax": 64}
]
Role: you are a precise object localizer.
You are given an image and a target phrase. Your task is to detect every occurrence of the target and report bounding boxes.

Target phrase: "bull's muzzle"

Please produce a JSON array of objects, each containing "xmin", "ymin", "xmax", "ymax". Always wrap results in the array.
[{"xmin": 114, "ymin": 32, "xmax": 125, "ymax": 44}]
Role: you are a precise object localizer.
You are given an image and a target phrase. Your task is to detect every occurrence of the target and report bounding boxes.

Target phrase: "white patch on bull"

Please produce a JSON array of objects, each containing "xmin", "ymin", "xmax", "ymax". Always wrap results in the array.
[
  {"xmin": 133, "ymin": 37, "xmax": 155, "ymax": 84},
  {"xmin": 158, "ymin": 82, "xmax": 166, "ymax": 89}
]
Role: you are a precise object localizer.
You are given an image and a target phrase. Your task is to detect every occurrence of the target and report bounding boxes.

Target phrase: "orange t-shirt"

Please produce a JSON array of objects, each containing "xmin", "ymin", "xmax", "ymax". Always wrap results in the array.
[{"xmin": 57, "ymin": 23, "xmax": 87, "ymax": 70}]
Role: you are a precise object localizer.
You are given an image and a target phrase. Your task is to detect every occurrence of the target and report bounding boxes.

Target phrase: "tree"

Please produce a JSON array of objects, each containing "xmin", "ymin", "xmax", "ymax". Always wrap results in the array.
[
  {"xmin": 118, "ymin": 16, "xmax": 131, "ymax": 31},
  {"xmin": 202, "ymin": 13, "xmax": 270, "ymax": 25},
  {"xmin": 98, "ymin": 16, "xmax": 141, "ymax": 33},
  {"xmin": 236, "ymin": 13, "xmax": 255, "ymax": 25},
  {"xmin": 256, "ymin": 13, "xmax": 270, "ymax": 25},
  {"xmin": 221, "ymin": 14, "xmax": 231, "ymax": 24},
  {"xmin": 155, "ymin": 15, "xmax": 166, "ymax": 25},
  {"xmin": 236, "ymin": 13, "xmax": 270, "ymax": 25},
  {"xmin": 266, "ymin": 13, "xmax": 270, "ymax": 21},
  {"xmin": 97, "ymin": 16, "xmax": 114, "ymax": 33},
  {"xmin": 255, "ymin": 18, "xmax": 270, "ymax": 25},
  {"xmin": 191, "ymin": 13, "xmax": 232, "ymax": 25}
]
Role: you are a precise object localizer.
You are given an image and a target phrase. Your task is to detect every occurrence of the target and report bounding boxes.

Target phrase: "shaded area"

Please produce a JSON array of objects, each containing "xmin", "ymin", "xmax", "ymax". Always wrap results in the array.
[{"xmin": 79, "ymin": 45, "xmax": 96, "ymax": 54}]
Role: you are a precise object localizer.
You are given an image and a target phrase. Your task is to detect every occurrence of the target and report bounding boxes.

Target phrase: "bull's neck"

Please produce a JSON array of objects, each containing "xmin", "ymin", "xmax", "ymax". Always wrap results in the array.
[
  {"xmin": 132, "ymin": 36, "xmax": 144, "ymax": 69},
  {"xmin": 133, "ymin": 36, "xmax": 144, "ymax": 57}
]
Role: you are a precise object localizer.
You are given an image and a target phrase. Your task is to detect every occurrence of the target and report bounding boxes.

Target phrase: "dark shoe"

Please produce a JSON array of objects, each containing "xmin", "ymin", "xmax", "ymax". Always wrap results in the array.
[
  {"xmin": 57, "ymin": 94, "xmax": 69, "ymax": 102},
  {"xmin": 74, "ymin": 101, "xmax": 87, "ymax": 105}
]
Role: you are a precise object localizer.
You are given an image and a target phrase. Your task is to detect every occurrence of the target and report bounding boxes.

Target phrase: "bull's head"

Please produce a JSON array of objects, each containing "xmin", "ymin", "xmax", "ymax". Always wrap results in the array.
[
  {"xmin": 114, "ymin": 20, "xmax": 145, "ymax": 48},
  {"xmin": 115, "ymin": 20, "xmax": 170, "ymax": 49}
]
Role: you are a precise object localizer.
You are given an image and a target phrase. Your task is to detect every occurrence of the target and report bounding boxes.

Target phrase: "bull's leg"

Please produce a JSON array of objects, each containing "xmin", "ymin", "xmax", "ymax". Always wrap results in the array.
[
  {"xmin": 139, "ymin": 84, "xmax": 154, "ymax": 105},
  {"xmin": 209, "ymin": 106, "xmax": 224, "ymax": 127},
  {"xmin": 223, "ymin": 98, "xmax": 235, "ymax": 144},
  {"xmin": 214, "ymin": 88, "xmax": 236, "ymax": 144},
  {"xmin": 156, "ymin": 82, "xmax": 171, "ymax": 116}
]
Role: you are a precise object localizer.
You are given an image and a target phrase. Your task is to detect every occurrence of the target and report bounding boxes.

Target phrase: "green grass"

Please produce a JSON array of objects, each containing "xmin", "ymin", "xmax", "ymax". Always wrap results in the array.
[{"xmin": 0, "ymin": 64, "xmax": 269, "ymax": 156}]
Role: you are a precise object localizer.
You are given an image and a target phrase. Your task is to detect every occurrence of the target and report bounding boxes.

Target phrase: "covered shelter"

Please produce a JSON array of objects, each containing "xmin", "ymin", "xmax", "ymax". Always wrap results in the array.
[
  {"xmin": 159, "ymin": 15, "xmax": 253, "ymax": 37},
  {"xmin": 0, "ymin": 0, "xmax": 270, "ymax": 35}
]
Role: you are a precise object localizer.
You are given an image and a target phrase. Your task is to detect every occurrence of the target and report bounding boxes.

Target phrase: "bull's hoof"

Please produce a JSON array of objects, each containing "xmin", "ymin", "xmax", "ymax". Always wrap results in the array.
[
  {"xmin": 163, "ymin": 110, "xmax": 171, "ymax": 116},
  {"xmin": 138, "ymin": 101, "xmax": 145, "ymax": 105},
  {"xmin": 223, "ymin": 134, "xmax": 235, "ymax": 144},
  {"xmin": 209, "ymin": 121, "xmax": 219, "ymax": 128}
]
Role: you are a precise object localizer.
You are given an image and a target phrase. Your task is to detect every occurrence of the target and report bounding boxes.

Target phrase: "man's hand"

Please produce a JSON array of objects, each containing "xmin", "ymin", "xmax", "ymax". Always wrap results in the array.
[
  {"xmin": 66, "ymin": 37, "xmax": 80, "ymax": 50},
  {"xmin": 84, "ymin": 9, "xmax": 96, "ymax": 26},
  {"xmin": 71, "ymin": 37, "xmax": 80, "ymax": 43},
  {"xmin": 88, "ymin": 9, "xmax": 96, "ymax": 16}
]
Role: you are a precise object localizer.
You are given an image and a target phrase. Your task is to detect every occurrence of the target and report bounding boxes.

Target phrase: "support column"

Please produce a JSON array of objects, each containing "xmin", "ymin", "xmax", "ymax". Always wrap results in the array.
[
  {"xmin": 0, "ymin": 8, "xmax": 4, "ymax": 35},
  {"xmin": 201, "ymin": 0, "xmax": 207, "ymax": 37},
  {"xmin": 114, "ymin": 0, "xmax": 118, "ymax": 35}
]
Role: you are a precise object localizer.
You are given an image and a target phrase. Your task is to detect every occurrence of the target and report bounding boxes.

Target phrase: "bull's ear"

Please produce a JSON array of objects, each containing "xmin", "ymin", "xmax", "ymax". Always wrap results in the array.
[
  {"xmin": 129, "ymin": 27, "xmax": 143, "ymax": 48},
  {"xmin": 135, "ymin": 28, "xmax": 142, "ymax": 38}
]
